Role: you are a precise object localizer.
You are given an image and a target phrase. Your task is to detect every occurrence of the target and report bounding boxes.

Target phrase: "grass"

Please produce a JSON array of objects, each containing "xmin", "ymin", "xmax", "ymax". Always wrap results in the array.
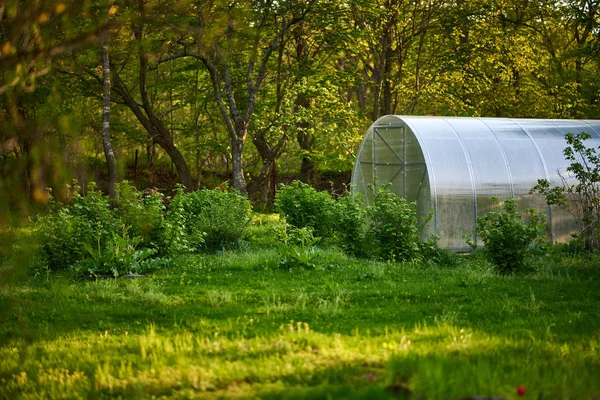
[{"xmin": 1, "ymin": 217, "xmax": 600, "ymax": 399}]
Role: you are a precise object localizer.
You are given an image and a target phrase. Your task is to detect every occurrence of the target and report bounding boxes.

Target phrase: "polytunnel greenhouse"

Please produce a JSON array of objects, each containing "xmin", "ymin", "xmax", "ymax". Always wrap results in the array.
[{"xmin": 351, "ymin": 115, "xmax": 600, "ymax": 251}]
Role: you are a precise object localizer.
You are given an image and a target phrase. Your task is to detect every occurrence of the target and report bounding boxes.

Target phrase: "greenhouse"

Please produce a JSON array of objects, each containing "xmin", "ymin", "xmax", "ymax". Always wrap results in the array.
[{"xmin": 351, "ymin": 115, "xmax": 600, "ymax": 251}]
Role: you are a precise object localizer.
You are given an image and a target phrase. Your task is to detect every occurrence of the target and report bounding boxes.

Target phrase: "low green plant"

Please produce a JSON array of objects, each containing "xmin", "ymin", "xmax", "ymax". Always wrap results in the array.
[
  {"xmin": 163, "ymin": 185, "xmax": 197, "ymax": 254},
  {"xmin": 71, "ymin": 232, "xmax": 170, "ymax": 277},
  {"xmin": 275, "ymin": 181, "xmax": 336, "ymax": 238},
  {"xmin": 277, "ymin": 224, "xmax": 336, "ymax": 270},
  {"xmin": 37, "ymin": 182, "xmax": 122, "ymax": 271},
  {"xmin": 179, "ymin": 187, "xmax": 252, "ymax": 251},
  {"xmin": 470, "ymin": 197, "xmax": 546, "ymax": 274},
  {"xmin": 367, "ymin": 185, "xmax": 421, "ymax": 262},
  {"xmin": 420, "ymin": 237, "xmax": 462, "ymax": 268}
]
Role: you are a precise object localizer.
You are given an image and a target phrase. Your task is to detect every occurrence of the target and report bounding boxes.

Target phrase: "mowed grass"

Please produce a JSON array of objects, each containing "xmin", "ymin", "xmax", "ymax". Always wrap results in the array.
[{"xmin": 1, "ymin": 216, "xmax": 600, "ymax": 399}]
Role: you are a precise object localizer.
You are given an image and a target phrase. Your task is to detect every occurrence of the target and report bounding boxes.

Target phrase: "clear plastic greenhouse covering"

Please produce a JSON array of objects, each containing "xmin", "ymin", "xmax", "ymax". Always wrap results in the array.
[{"xmin": 351, "ymin": 116, "xmax": 600, "ymax": 251}]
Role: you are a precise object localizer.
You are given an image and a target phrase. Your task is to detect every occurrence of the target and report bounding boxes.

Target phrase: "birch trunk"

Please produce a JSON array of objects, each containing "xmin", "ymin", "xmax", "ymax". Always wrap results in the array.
[{"xmin": 101, "ymin": 23, "xmax": 117, "ymax": 198}]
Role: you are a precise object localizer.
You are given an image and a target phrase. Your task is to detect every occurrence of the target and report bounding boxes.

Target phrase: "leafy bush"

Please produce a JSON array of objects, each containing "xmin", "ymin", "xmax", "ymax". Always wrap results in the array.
[
  {"xmin": 38, "ymin": 182, "xmax": 122, "ymax": 271},
  {"xmin": 367, "ymin": 185, "xmax": 421, "ymax": 262},
  {"xmin": 115, "ymin": 182, "xmax": 167, "ymax": 253},
  {"xmin": 276, "ymin": 183, "xmax": 422, "ymax": 262},
  {"xmin": 420, "ymin": 237, "xmax": 462, "ymax": 268},
  {"xmin": 275, "ymin": 181, "xmax": 335, "ymax": 238},
  {"xmin": 332, "ymin": 191, "xmax": 368, "ymax": 257},
  {"xmin": 163, "ymin": 185, "xmax": 197, "ymax": 254},
  {"xmin": 37, "ymin": 182, "xmax": 172, "ymax": 275},
  {"xmin": 471, "ymin": 197, "xmax": 546, "ymax": 274},
  {"xmin": 179, "ymin": 187, "xmax": 252, "ymax": 251},
  {"xmin": 276, "ymin": 224, "xmax": 337, "ymax": 270}
]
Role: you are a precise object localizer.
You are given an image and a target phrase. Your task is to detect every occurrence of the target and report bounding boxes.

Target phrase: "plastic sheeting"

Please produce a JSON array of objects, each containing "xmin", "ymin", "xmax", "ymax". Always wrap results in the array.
[{"xmin": 351, "ymin": 116, "xmax": 600, "ymax": 250}]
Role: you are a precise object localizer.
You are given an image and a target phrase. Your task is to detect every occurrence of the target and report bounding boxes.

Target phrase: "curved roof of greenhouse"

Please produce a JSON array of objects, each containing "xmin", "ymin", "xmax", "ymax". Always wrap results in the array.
[{"xmin": 351, "ymin": 115, "xmax": 600, "ymax": 250}]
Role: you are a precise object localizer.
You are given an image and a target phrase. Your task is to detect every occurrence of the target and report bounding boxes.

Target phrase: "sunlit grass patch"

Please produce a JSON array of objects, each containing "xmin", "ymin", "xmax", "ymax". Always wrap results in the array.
[{"xmin": 2, "ymin": 321, "xmax": 599, "ymax": 399}]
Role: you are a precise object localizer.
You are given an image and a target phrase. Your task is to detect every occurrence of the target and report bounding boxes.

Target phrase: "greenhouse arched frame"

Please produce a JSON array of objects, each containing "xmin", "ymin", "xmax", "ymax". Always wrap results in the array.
[{"xmin": 351, "ymin": 116, "xmax": 600, "ymax": 251}]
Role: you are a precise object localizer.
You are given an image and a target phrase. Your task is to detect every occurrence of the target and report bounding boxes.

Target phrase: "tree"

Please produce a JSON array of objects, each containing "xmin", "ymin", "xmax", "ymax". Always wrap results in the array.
[
  {"xmin": 111, "ymin": 0, "xmax": 193, "ymax": 190},
  {"xmin": 160, "ymin": 0, "xmax": 315, "ymax": 195},
  {"xmin": 345, "ymin": 0, "xmax": 446, "ymax": 120},
  {"xmin": 0, "ymin": 1, "xmax": 112, "ymax": 209},
  {"xmin": 100, "ymin": 5, "xmax": 118, "ymax": 198}
]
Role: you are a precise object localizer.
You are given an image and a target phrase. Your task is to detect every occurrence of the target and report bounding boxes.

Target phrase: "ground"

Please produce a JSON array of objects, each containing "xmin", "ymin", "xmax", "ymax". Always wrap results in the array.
[{"xmin": 0, "ymin": 216, "xmax": 599, "ymax": 399}]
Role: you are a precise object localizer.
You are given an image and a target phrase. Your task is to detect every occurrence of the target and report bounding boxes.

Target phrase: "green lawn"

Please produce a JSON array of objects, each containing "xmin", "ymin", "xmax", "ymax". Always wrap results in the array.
[{"xmin": 1, "ymin": 218, "xmax": 600, "ymax": 399}]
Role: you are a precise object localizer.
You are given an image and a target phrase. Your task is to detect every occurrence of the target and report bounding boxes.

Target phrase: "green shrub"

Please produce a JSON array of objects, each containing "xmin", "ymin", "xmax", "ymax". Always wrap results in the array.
[
  {"xmin": 38, "ymin": 182, "xmax": 122, "ymax": 271},
  {"xmin": 37, "ymin": 181, "xmax": 173, "ymax": 275},
  {"xmin": 115, "ymin": 181, "xmax": 167, "ymax": 253},
  {"xmin": 275, "ymin": 181, "xmax": 335, "ymax": 238},
  {"xmin": 332, "ymin": 191, "xmax": 368, "ymax": 257},
  {"xmin": 179, "ymin": 187, "xmax": 252, "ymax": 251},
  {"xmin": 367, "ymin": 185, "xmax": 421, "ymax": 262},
  {"xmin": 163, "ymin": 185, "xmax": 197, "ymax": 254},
  {"xmin": 472, "ymin": 197, "xmax": 546, "ymax": 274},
  {"xmin": 420, "ymin": 237, "xmax": 462, "ymax": 268},
  {"xmin": 277, "ymin": 225, "xmax": 321, "ymax": 270}
]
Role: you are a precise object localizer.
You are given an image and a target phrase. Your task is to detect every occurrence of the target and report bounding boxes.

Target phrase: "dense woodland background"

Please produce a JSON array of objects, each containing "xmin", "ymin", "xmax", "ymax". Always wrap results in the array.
[{"xmin": 1, "ymin": 0, "xmax": 599, "ymax": 217}]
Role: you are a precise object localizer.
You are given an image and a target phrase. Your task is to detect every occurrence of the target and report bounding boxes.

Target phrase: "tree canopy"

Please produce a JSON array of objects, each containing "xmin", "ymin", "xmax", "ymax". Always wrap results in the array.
[{"xmin": 1, "ymin": 0, "xmax": 598, "ymax": 213}]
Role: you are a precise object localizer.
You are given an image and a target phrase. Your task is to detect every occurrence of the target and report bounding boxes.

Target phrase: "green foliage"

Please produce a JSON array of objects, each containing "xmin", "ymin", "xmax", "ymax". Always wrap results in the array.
[
  {"xmin": 472, "ymin": 198, "xmax": 546, "ymax": 274},
  {"xmin": 37, "ymin": 182, "xmax": 174, "ymax": 275},
  {"xmin": 275, "ymin": 181, "xmax": 336, "ymax": 238},
  {"xmin": 276, "ymin": 224, "xmax": 338, "ymax": 271},
  {"xmin": 163, "ymin": 185, "xmax": 197, "ymax": 254},
  {"xmin": 71, "ymin": 233, "xmax": 170, "ymax": 278},
  {"xmin": 531, "ymin": 132, "xmax": 600, "ymax": 252},
  {"xmin": 179, "ymin": 187, "xmax": 253, "ymax": 251},
  {"xmin": 37, "ymin": 182, "xmax": 122, "ymax": 271},
  {"xmin": 332, "ymin": 191, "xmax": 368, "ymax": 258},
  {"xmin": 367, "ymin": 185, "xmax": 421, "ymax": 262},
  {"xmin": 420, "ymin": 237, "xmax": 462, "ymax": 268},
  {"xmin": 115, "ymin": 182, "xmax": 167, "ymax": 252},
  {"xmin": 276, "ymin": 183, "xmax": 422, "ymax": 262}
]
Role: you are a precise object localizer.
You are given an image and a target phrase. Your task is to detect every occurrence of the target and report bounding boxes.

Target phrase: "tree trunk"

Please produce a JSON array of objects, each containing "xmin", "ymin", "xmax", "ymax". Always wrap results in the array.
[
  {"xmin": 252, "ymin": 129, "xmax": 285, "ymax": 206},
  {"xmin": 111, "ymin": 69, "xmax": 193, "ymax": 191},
  {"xmin": 101, "ymin": 25, "xmax": 117, "ymax": 198},
  {"xmin": 114, "ymin": 0, "xmax": 193, "ymax": 191},
  {"xmin": 231, "ymin": 134, "xmax": 247, "ymax": 195}
]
